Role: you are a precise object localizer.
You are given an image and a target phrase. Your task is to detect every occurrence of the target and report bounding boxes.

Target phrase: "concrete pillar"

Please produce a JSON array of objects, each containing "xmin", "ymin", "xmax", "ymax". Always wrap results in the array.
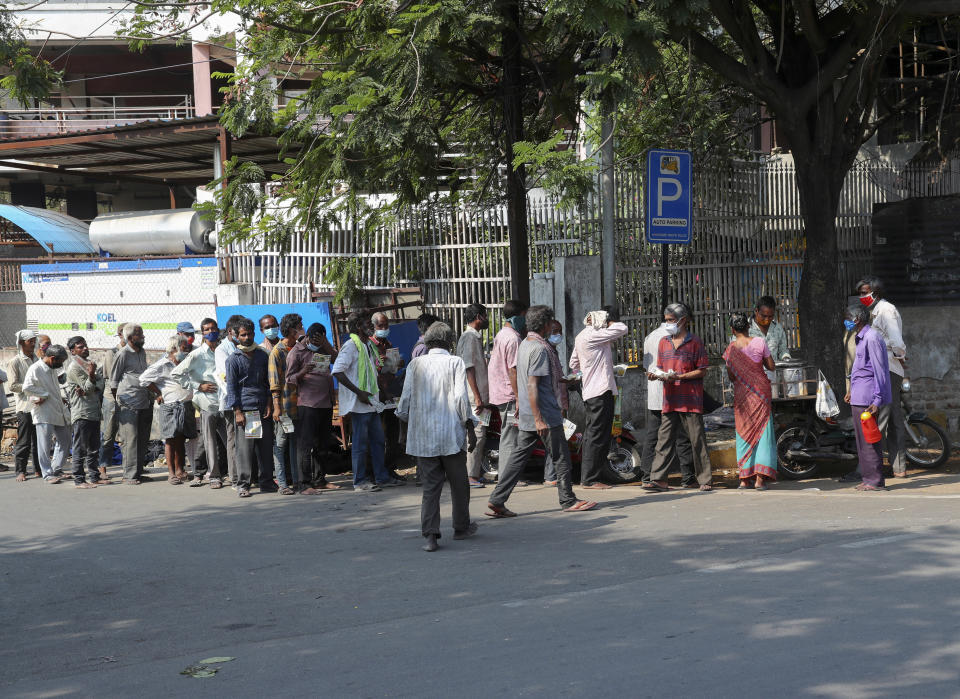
[
  {"xmin": 10, "ymin": 182, "xmax": 45, "ymax": 208},
  {"xmin": 192, "ymin": 43, "xmax": 213, "ymax": 117},
  {"xmin": 66, "ymin": 189, "xmax": 98, "ymax": 221}
]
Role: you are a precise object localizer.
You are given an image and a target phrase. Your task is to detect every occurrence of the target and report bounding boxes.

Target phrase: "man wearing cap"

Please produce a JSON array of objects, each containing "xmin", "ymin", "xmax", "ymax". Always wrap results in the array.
[
  {"xmin": 99, "ymin": 322, "xmax": 126, "ymax": 481},
  {"xmin": 177, "ymin": 321, "xmax": 197, "ymax": 350},
  {"xmin": 8, "ymin": 330, "xmax": 40, "ymax": 481},
  {"xmin": 22, "ymin": 345, "xmax": 72, "ymax": 484}
]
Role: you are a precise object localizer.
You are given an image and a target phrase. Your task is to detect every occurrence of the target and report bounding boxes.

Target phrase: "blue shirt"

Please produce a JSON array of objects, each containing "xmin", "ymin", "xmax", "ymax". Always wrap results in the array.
[
  {"xmin": 225, "ymin": 348, "xmax": 270, "ymax": 412},
  {"xmin": 850, "ymin": 326, "xmax": 891, "ymax": 408}
]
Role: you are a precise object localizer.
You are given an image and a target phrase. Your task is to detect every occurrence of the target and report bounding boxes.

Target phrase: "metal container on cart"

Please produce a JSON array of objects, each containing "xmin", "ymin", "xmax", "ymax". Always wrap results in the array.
[{"xmin": 770, "ymin": 359, "xmax": 818, "ymax": 399}]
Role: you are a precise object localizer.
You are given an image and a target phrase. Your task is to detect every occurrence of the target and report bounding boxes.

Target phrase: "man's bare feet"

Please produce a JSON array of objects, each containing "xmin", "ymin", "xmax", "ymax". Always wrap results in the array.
[
  {"xmin": 15, "ymin": 473, "xmax": 26, "ymax": 482},
  {"xmin": 75, "ymin": 482, "xmax": 97, "ymax": 489}
]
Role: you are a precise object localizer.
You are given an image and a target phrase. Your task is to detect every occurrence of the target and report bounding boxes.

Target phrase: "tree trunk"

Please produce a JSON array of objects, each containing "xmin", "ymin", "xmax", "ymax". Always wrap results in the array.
[
  {"xmin": 792, "ymin": 153, "xmax": 847, "ymax": 399},
  {"xmin": 500, "ymin": 0, "xmax": 530, "ymax": 305}
]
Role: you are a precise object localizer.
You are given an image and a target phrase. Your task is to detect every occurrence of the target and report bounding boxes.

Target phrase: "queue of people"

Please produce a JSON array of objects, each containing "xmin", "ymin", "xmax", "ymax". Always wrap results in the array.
[{"xmin": 1, "ymin": 276, "xmax": 910, "ymax": 550}]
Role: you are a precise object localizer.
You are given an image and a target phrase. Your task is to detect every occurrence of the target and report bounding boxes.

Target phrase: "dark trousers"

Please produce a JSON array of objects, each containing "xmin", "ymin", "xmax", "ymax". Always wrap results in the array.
[
  {"xmin": 877, "ymin": 373, "xmax": 906, "ymax": 474},
  {"xmin": 99, "ymin": 395, "xmax": 120, "ymax": 468},
  {"xmin": 298, "ymin": 406, "xmax": 333, "ymax": 486},
  {"xmin": 118, "ymin": 405, "xmax": 153, "ymax": 481},
  {"xmin": 640, "ymin": 409, "xmax": 695, "ymax": 485},
  {"xmin": 490, "ymin": 425, "xmax": 577, "ymax": 509},
  {"xmin": 581, "ymin": 391, "xmax": 615, "ymax": 485},
  {"xmin": 853, "ymin": 405, "xmax": 885, "ymax": 487},
  {"xmin": 14, "ymin": 410, "xmax": 38, "ymax": 475},
  {"xmin": 235, "ymin": 417, "xmax": 275, "ymax": 491},
  {"xmin": 649, "ymin": 411, "xmax": 713, "ymax": 486},
  {"xmin": 419, "ymin": 451, "xmax": 470, "ymax": 538},
  {"xmin": 71, "ymin": 419, "xmax": 101, "ymax": 484},
  {"xmin": 382, "ymin": 411, "xmax": 402, "ymax": 470}
]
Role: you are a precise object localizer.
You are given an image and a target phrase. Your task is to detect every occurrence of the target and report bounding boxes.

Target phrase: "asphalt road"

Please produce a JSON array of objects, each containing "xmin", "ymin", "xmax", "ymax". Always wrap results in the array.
[{"xmin": 2, "ymin": 466, "xmax": 960, "ymax": 698}]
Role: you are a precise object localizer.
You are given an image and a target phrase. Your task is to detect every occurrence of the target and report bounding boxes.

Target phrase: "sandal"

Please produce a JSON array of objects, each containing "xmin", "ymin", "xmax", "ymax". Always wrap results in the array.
[
  {"xmin": 581, "ymin": 483, "xmax": 612, "ymax": 490},
  {"xmin": 485, "ymin": 503, "xmax": 517, "ymax": 518},
  {"xmin": 168, "ymin": 476, "xmax": 183, "ymax": 485},
  {"xmin": 75, "ymin": 482, "xmax": 97, "ymax": 489},
  {"xmin": 238, "ymin": 488, "xmax": 251, "ymax": 498},
  {"xmin": 209, "ymin": 480, "xmax": 223, "ymax": 490},
  {"xmin": 855, "ymin": 484, "xmax": 884, "ymax": 491},
  {"xmin": 699, "ymin": 484, "xmax": 713, "ymax": 491},
  {"xmin": 318, "ymin": 482, "xmax": 342, "ymax": 490},
  {"xmin": 641, "ymin": 482, "xmax": 670, "ymax": 492},
  {"xmin": 278, "ymin": 486, "xmax": 295, "ymax": 495},
  {"xmin": 298, "ymin": 487, "xmax": 321, "ymax": 495},
  {"xmin": 563, "ymin": 500, "xmax": 598, "ymax": 512}
]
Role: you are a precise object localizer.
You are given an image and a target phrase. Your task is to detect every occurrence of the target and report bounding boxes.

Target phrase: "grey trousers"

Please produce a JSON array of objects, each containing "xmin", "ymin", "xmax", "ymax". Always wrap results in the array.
[
  {"xmin": 222, "ymin": 410, "xmax": 238, "ymax": 483},
  {"xmin": 419, "ymin": 451, "xmax": 471, "ymax": 538},
  {"xmin": 99, "ymin": 394, "xmax": 120, "ymax": 468},
  {"xmin": 495, "ymin": 401, "xmax": 519, "ymax": 482},
  {"xmin": 199, "ymin": 409, "xmax": 228, "ymax": 481},
  {"xmin": 649, "ymin": 411, "xmax": 713, "ymax": 486},
  {"xmin": 490, "ymin": 425, "xmax": 577, "ymax": 509},
  {"xmin": 466, "ymin": 421, "xmax": 489, "ymax": 479},
  {"xmin": 877, "ymin": 372, "xmax": 906, "ymax": 475},
  {"xmin": 641, "ymin": 409, "xmax": 695, "ymax": 485},
  {"xmin": 118, "ymin": 405, "xmax": 153, "ymax": 481}
]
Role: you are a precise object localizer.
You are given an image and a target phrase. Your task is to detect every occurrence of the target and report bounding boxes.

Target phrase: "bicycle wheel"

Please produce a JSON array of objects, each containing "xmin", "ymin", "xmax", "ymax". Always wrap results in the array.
[{"xmin": 904, "ymin": 417, "xmax": 950, "ymax": 469}]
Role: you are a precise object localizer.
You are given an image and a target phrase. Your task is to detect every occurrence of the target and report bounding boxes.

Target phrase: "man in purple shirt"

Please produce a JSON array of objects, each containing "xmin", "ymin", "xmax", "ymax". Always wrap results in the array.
[
  {"xmin": 569, "ymin": 306, "xmax": 628, "ymax": 488},
  {"xmin": 843, "ymin": 303, "xmax": 891, "ymax": 490},
  {"xmin": 487, "ymin": 299, "xmax": 528, "ymax": 482}
]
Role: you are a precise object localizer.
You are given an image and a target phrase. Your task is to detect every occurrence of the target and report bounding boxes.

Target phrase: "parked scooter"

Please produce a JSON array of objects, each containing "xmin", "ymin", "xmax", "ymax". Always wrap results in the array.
[{"xmin": 775, "ymin": 372, "xmax": 951, "ymax": 479}]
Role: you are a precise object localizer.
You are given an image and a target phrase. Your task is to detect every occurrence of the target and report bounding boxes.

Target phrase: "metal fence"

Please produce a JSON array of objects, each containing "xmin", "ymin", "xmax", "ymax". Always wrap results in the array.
[{"xmin": 218, "ymin": 152, "xmax": 960, "ymax": 357}]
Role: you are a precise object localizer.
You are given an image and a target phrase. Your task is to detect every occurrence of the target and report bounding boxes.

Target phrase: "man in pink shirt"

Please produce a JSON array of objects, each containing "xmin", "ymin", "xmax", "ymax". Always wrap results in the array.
[
  {"xmin": 487, "ymin": 299, "xmax": 528, "ymax": 479},
  {"xmin": 570, "ymin": 307, "xmax": 629, "ymax": 488}
]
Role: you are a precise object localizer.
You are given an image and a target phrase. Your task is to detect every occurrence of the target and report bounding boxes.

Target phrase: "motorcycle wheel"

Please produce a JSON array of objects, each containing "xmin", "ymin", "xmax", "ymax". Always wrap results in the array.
[
  {"xmin": 776, "ymin": 426, "xmax": 821, "ymax": 480},
  {"xmin": 905, "ymin": 417, "xmax": 951, "ymax": 469},
  {"xmin": 603, "ymin": 441, "xmax": 643, "ymax": 482}
]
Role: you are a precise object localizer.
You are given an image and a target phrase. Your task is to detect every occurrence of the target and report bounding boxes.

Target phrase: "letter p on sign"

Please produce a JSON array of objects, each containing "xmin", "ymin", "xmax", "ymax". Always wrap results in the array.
[{"xmin": 657, "ymin": 178, "xmax": 682, "ymax": 216}]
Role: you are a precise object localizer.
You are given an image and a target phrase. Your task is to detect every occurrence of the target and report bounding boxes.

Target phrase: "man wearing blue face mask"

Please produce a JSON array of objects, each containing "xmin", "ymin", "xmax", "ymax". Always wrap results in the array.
[
  {"xmin": 259, "ymin": 314, "xmax": 280, "ymax": 353},
  {"xmin": 173, "ymin": 318, "xmax": 230, "ymax": 487}
]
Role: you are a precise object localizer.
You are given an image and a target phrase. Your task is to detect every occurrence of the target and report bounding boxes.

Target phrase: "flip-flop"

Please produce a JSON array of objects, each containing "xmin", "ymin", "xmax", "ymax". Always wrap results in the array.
[
  {"xmin": 737, "ymin": 483, "xmax": 753, "ymax": 490},
  {"xmin": 318, "ymin": 482, "xmax": 342, "ymax": 490},
  {"xmin": 75, "ymin": 482, "xmax": 97, "ymax": 489},
  {"xmin": 168, "ymin": 476, "xmax": 182, "ymax": 485},
  {"xmin": 485, "ymin": 504, "xmax": 517, "ymax": 518},
  {"xmin": 641, "ymin": 483, "xmax": 670, "ymax": 492},
  {"xmin": 563, "ymin": 500, "xmax": 598, "ymax": 512},
  {"xmin": 278, "ymin": 486, "xmax": 295, "ymax": 495},
  {"xmin": 468, "ymin": 479, "xmax": 485, "ymax": 489},
  {"xmin": 699, "ymin": 484, "xmax": 713, "ymax": 492},
  {"xmin": 582, "ymin": 483, "xmax": 612, "ymax": 490}
]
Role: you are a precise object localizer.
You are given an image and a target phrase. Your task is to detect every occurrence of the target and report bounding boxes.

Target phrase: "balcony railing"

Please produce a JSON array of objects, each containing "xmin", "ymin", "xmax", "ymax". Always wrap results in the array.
[{"xmin": 0, "ymin": 95, "xmax": 197, "ymax": 139}]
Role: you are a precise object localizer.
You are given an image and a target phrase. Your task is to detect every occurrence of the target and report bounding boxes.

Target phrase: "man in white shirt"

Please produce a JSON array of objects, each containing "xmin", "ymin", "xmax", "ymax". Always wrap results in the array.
[
  {"xmin": 8, "ymin": 329, "xmax": 40, "ymax": 481},
  {"xmin": 569, "ymin": 307, "xmax": 629, "ymax": 489},
  {"xmin": 640, "ymin": 317, "xmax": 695, "ymax": 487},
  {"xmin": 214, "ymin": 314, "xmax": 244, "ymax": 485},
  {"xmin": 173, "ymin": 318, "xmax": 228, "ymax": 486},
  {"xmin": 332, "ymin": 311, "xmax": 406, "ymax": 492},
  {"xmin": 856, "ymin": 276, "xmax": 908, "ymax": 477},
  {"xmin": 398, "ymin": 322, "xmax": 478, "ymax": 552},
  {"xmin": 22, "ymin": 345, "xmax": 71, "ymax": 484},
  {"xmin": 455, "ymin": 302, "xmax": 490, "ymax": 487}
]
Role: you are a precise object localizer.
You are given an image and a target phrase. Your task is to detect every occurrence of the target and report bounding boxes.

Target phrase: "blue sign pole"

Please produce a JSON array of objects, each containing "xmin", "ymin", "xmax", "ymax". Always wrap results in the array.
[{"xmin": 645, "ymin": 149, "xmax": 693, "ymax": 309}]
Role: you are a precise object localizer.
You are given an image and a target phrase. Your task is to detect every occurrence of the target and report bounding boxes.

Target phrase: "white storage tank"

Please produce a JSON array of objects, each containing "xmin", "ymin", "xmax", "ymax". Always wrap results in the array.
[{"xmin": 89, "ymin": 209, "xmax": 215, "ymax": 255}]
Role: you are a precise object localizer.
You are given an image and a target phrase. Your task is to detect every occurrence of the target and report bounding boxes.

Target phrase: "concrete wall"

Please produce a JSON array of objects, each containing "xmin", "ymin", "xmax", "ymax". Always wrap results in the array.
[{"xmin": 900, "ymin": 305, "xmax": 960, "ymax": 438}]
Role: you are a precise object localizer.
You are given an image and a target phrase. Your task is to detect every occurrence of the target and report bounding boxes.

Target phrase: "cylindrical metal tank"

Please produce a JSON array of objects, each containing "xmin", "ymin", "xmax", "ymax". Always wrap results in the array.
[{"xmin": 89, "ymin": 209, "xmax": 215, "ymax": 255}]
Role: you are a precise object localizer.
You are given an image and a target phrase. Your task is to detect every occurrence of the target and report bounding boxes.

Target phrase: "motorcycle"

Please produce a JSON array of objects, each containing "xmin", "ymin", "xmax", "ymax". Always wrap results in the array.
[
  {"xmin": 479, "ymin": 365, "xmax": 643, "ymax": 483},
  {"xmin": 774, "ymin": 368, "xmax": 951, "ymax": 479}
]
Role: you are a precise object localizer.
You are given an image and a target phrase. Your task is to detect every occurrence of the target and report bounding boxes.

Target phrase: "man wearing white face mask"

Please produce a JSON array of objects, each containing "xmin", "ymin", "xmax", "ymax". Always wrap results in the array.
[{"xmin": 569, "ymin": 306, "xmax": 629, "ymax": 489}]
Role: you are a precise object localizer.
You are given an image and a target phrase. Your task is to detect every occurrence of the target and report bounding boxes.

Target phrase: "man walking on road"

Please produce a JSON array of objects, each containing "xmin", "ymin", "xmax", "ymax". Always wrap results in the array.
[
  {"xmin": 456, "ymin": 303, "xmax": 491, "ymax": 488},
  {"xmin": 487, "ymin": 306, "xmax": 597, "ymax": 517},
  {"xmin": 22, "ymin": 345, "xmax": 71, "ymax": 485},
  {"xmin": 8, "ymin": 329, "xmax": 40, "ymax": 481},
  {"xmin": 857, "ymin": 276, "xmax": 908, "ymax": 478},
  {"xmin": 66, "ymin": 336, "xmax": 107, "ymax": 487},
  {"xmin": 398, "ymin": 322, "xmax": 478, "ymax": 552},
  {"xmin": 111, "ymin": 323, "xmax": 154, "ymax": 485},
  {"xmin": 569, "ymin": 307, "xmax": 628, "ymax": 489}
]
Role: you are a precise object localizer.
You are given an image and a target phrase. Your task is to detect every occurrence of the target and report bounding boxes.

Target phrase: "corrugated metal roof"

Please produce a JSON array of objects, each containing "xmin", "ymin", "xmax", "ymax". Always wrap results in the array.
[{"xmin": 0, "ymin": 205, "xmax": 97, "ymax": 254}]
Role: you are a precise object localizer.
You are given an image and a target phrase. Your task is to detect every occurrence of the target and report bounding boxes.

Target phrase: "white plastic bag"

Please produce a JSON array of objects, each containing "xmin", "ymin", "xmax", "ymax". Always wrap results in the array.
[{"xmin": 815, "ymin": 370, "xmax": 840, "ymax": 419}]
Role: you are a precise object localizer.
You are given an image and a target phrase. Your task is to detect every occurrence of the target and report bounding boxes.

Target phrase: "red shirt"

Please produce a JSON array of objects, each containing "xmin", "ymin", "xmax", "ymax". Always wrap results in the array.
[{"xmin": 658, "ymin": 333, "xmax": 709, "ymax": 413}]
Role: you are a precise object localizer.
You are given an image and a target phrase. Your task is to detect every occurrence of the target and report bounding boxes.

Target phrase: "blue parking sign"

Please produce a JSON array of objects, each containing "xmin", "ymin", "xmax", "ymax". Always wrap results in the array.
[{"xmin": 645, "ymin": 149, "xmax": 692, "ymax": 245}]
